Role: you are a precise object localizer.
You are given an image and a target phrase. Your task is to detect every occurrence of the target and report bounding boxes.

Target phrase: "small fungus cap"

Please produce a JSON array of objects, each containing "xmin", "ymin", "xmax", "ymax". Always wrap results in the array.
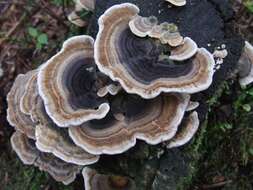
[
  {"xmin": 129, "ymin": 15, "xmax": 158, "ymax": 38},
  {"xmin": 38, "ymin": 35, "xmax": 110, "ymax": 127},
  {"xmin": 165, "ymin": 0, "xmax": 186, "ymax": 7}
]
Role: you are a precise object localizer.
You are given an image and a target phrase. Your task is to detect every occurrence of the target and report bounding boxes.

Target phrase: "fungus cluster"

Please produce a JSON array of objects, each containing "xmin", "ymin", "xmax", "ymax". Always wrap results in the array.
[{"xmin": 7, "ymin": 2, "xmax": 253, "ymax": 188}]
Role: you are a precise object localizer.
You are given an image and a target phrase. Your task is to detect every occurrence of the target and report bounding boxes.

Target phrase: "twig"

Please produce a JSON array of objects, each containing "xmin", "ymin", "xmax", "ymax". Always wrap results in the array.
[
  {"xmin": 201, "ymin": 180, "xmax": 233, "ymax": 189},
  {"xmin": 0, "ymin": 13, "xmax": 26, "ymax": 47},
  {"xmin": 39, "ymin": 0, "xmax": 68, "ymax": 28}
]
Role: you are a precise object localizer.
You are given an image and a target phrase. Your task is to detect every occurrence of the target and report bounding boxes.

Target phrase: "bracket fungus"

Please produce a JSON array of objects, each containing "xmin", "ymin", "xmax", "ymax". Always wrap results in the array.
[
  {"xmin": 11, "ymin": 131, "xmax": 82, "ymax": 185},
  {"xmin": 69, "ymin": 93, "xmax": 190, "ymax": 155},
  {"xmin": 95, "ymin": 3, "xmax": 215, "ymax": 99},
  {"xmin": 35, "ymin": 124, "xmax": 99, "ymax": 165},
  {"xmin": 38, "ymin": 35, "xmax": 110, "ymax": 127},
  {"xmin": 8, "ymin": 69, "xmax": 100, "ymax": 167},
  {"xmin": 83, "ymin": 168, "xmax": 136, "ymax": 190},
  {"xmin": 7, "ymin": 1, "xmax": 243, "ymax": 186},
  {"xmin": 7, "ymin": 71, "xmax": 37, "ymax": 139},
  {"xmin": 167, "ymin": 111, "xmax": 199, "ymax": 148},
  {"xmin": 238, "ymin": 41, "xmax": 253, "ymax": 86}
]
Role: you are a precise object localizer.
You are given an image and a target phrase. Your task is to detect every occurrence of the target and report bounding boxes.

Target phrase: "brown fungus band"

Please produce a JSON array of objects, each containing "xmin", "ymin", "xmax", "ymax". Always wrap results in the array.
[
  {"xmin": 7, "ymin": 71, "xmax": 38, "ymax": 139},
  {"xmin": 94, "ymin": 3, "xmax": 215, "ymax": 99},
  {"xmin": 38, "ymin": 35, "xmax": 110, "ymax": 127},
  {"xmin": 9, "ymin": 70, "xmax": 100, "ymax": 166},
  {"xmin": 69, "ymin": 93, "xmax": 190, "ymax": 155}
]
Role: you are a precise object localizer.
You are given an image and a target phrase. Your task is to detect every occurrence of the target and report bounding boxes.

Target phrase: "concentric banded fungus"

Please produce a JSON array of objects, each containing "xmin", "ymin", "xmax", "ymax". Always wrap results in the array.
[
  {"xmin": 167, "ymin": 111, "xmax": 199, "ymax": 148},
  {"xmin": 35, "ymin": 124, "xmax": 99, "ymax": 165},
  {"xmin": 11, "ymin": 131, "xmax": 38, "ymax": 164},
  {"xmin": 165, "ymin": 0, "xmax": 186, "ymax": 7},
  {"xmin": 20, "ymin": 72, "xmax": 100, "ymax": 165},
  {"xmin": 34, "ymin": 153, "xmax": 81, "ymax": 185},
  {"xmin": 160, "ymin": 30, "xmax": 184, "ymax": 47},
  {"xmin": 95, "ymin": 3, "xmax": 215, "ymax": 98},
  {"xmin": 38, "ymin": 35, "xmax": 110, "ymax": 127},
  {"xmin": 69, "ymin": 93, "xmax": 190, "ymax": 155},
  {"xmin": 11, "ymin": 131, "xmax": 81, "ymax": 185},
  {"xmin": 7, "ymin": 71, "xmax": 37, "ymax": 139},
  {"xmin": 129, "ymin": 15, "xmax": 158, "ymax": 37},
  {"xmin": 238, "ymin": 41, "xmax": 253, "ymax": 86},
  {"xmin": 83, "ymin": 168, "xmax": 136, "ymax": 190},
  {"xmin": 20, "ymin": 70, "xmax": 39, "ymax": 116}
]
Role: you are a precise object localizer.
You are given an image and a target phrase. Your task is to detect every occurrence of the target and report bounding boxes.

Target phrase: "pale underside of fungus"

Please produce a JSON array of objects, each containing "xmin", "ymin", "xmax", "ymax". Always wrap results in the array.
[
  {"xmin": 95, "ymin": 3, "xmax": 215, "ymax": 99},
  {"xmin": 165, "ymin": 0, "xmax": 186, "ymax": 7},
  {"xmin": 238, "ymin": 41, "xmax": 253, "ymax": 86}
]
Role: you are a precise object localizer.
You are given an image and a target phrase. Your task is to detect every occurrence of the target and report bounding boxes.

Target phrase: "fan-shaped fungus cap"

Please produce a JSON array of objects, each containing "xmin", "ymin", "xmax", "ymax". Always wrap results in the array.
[
  {"xmin": 165, "ymin": 0, "xmax": 186, "ymax": 7},
  {"xmin": 35, "ymin": 124, "xmax": 99, "ymax": 165},
  {"xmin": 160, "ymin": 31, "xmax": 184, "ymax": 47},
  {"xmin": 69, "ymin": 93, "xmax": 190, "ymax": 155},
  {"xmin": 167, "ymin": 111, "xmax": 199, "ymax": 148},
  {"xmin": 7, "ymin": 71, "xmax": 37, "ymax": 139},
  {"xmin": 95, "ymin": 3, "xmax": 214, "ymax": 99},
  {"xmin": 19, "ymin": 73, "xmax": 100, "ymax": 165},
  {"xmin": 38, "ymin": 35, "xmax": 110, "ymax": 127},
  {"xmin": 169, "ymin": 37, "xmax": 198, "ymax": 61},
  {"xmin": 11, "ymin": 131, "xmax": 81, "ymax": 185},
  {"xmin": 129, "ymin": 15, "xmax": 158, "ymax": 38},
  {"xmin": 83, "ymin": 168, "xmax": 136, "ymax": 190},
  {"xmin": 11, "ymin": 131, "xmax": 38, "ymax": 164},
  {"xmin": 34, "ymin": 153, "xmax": 81, "ymax": 185},
  {"xmin": 238, "ymin": 41, "xmax": 253, "ymax": 86},
  {"xmin": 20, "ymin": 71, "xmax": 39, "ymax": 116}
]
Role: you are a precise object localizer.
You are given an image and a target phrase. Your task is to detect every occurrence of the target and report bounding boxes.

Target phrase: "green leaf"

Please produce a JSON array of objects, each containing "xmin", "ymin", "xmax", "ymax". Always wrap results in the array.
[
  {"xmin": 37, "ymin": 33, "xmax": 48, "ymax": 45},
  {"xmin": 224, "ymin": 123, "xmax": 233, "ymax": 130},
  {"xmin": 249, "ymin": 148, "xmax": 253, "ymax": 156},
  {"xmin": 28, "ymin": 27, "xmax": 38, "ymax": 38},
  {"xmin": 36, "ymin": 42, "xmax": 42, "ymax": 50},
  {"xmin": 244, "ymin": 0, "xmax": 253, "ymax": 13},
  {"xmin": 242, "ymin": 104, "xmax": 251, "ymax": 112},
  {"xmin": 247, "ymin": 88, "xmax": 253, "ymax": 96}
]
